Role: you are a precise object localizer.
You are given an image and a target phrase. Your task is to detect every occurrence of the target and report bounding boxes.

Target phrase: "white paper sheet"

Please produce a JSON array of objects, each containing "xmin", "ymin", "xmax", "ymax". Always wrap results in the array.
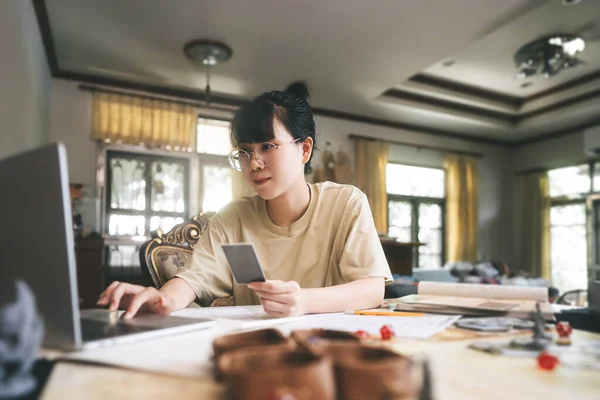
[
  {"xmin": 280, "ymin": 313, "xmax": 461, "ymax": 340},
  {"xmin": 172, "ymin": 305, "xmax": 299, "ymax": 330}
]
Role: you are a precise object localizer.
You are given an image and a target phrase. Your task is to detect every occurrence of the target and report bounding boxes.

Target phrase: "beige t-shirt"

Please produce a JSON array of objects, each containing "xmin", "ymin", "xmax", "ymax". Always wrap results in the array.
[{"xmin": 175, "ymin": 182, "xmax": 392, "ymax": 306}]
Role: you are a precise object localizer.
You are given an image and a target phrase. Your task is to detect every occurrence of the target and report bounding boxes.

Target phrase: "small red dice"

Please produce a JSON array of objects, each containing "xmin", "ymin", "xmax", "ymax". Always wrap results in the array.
[
  {"xmin": 355, "ymin": 330, "xmax": 370, "ymax": 340},
  {"xmin": 380, "ymin": 324, "xmax": 395, "ymax": 340},
  {"xmin": 555, "ymin": 322, "xmax": 572, "ymax": 338},
  {"xmin": 537, "ymin": 352, "xmax": 559, "ymax": 371}
]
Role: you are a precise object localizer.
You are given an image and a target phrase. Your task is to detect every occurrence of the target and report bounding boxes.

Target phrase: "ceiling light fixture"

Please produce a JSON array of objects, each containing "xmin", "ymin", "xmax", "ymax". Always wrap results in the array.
[
  {"xmin": 514, "ymin": 35, "xmax": 585, "ymax": 79},
  {"xmin": 184, "ymin": 40, "xmax": 233, "ymax": 105}
]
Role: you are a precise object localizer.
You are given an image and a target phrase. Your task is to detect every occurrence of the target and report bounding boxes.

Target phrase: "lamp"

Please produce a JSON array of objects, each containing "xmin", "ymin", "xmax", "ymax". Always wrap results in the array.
[
  {"xmin": 184, "ymin": 40, "xmax": 233, "ymax": 105},
  {"xmin": 514, "ymin": 35, "xmax": 585, "ymax": 79}
]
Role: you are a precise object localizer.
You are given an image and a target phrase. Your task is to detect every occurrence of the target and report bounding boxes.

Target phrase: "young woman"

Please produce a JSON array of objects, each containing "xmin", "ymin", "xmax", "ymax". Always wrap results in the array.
[{"xmin": 97, "ymin": 81, "xmax": 392, "ymax": 319}]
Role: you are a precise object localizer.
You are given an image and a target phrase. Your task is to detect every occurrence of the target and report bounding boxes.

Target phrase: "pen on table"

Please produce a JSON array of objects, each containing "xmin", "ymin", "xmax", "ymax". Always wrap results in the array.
[{"xmin": 345, "ymin": 310, "xmax": 426, "ymax": 317}]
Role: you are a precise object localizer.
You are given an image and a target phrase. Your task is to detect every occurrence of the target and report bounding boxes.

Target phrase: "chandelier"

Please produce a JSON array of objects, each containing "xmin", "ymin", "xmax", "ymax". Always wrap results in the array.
[
  {"xmin": 184, "ymin": 40, "xmax": 233, "ymax": 105},
  {"xmin": 514, "ymin": 35, "xmax": 585, "ymax": 79}
]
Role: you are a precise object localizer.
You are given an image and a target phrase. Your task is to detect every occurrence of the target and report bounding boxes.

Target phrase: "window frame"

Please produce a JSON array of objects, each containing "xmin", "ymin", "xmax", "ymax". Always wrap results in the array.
[
  {"xmin": 387, "ymin": 195, "xmax": 446, "ymax": 268},
  {"xmin": 549, "ymin": 161, "xmax": 597, "ymax": 289},
  {"xmin": 386, "ymin": 162, "xmax": 446, "ymax": 268},
  {"xmin": 104, "ymin": 149, "xmax": 191, "ymax": 240}
]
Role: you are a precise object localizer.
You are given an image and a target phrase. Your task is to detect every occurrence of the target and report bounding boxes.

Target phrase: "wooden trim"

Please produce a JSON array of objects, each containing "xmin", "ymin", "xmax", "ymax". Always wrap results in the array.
[
  {"xmin": 513, "ymin": 158, "xmax": 600, "ymax": 176},
  {"xmin": 31, "ymin": 0, "xmax": 59, "ymax": 74},
  {"xmin": 511, "ymin": 118, "xmax": 600, "ymax": 147},
  {"xmin": 390, "ymin": 80, "xmax": 600, "ymax": 125},
  {"xmin": 513, "ymin": 167, "xmax": 548, "ymax": 176},
  {"xmin": 382, "ymin": 89, "xmax": 519, "ymax": 125},
  {"xmin": 520, "ymin": 88, "xmax": 600, "ymax": 120},
  {"xmin": 412, "ymin": 69, "xmax": 600, "ymax": 107},
  {"xmin": 80, "ymin": 84, "xmax": 210, "ymax": 109},
  {"xmin": 526, "ymin": 69, "xmax": 600, "ymax": 102},
  {"xmin": 410, "ymin": 74, "xmax": 523, "ymax": 108},
  {"xmin": 349, "ymin": 134, "xmax": 484, "ymax": 158}
]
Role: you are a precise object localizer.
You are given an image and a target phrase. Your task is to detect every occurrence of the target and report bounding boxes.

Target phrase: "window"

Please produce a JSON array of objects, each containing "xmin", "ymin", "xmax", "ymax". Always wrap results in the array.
[
  {"xmin": 105, "ymin": 151, "xmax": 189, "ymax": 238},
  {"xmin": 549, "ymin": 164, "xmax": 590, "ymax": 198},
  {"xmin": 549, "ymin": 164, "xmax": 590, "ymax": 293},
  {"xmin": 196, "ymin": 118, "xmax": 231, "ymax": 156},
  {"xmin": 196, "ymin": 118, "xmax": 233, "ymax": 213},
  {"xmin": 387, "ymin": 164, "xmax": 445, "ymax": 268}
]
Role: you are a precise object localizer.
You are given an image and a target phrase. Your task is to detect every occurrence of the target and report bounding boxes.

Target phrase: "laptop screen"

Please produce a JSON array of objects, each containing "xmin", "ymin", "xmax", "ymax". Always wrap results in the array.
[{"xmin": 0, "ymin": 143, "xmax": 82, "ymax": 349}]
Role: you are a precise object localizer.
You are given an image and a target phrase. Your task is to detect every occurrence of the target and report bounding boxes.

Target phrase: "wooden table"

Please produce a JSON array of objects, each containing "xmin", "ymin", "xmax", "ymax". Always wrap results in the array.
[{"xmin": 40, "ymin": 328, "xmax": 600, "ymax": 399}]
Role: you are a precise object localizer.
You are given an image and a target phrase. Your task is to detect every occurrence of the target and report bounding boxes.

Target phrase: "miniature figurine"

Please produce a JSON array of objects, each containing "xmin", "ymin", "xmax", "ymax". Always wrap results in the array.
[{"xmin": 509, "ymin": 302, "xmax": 551, "ymax": 351}]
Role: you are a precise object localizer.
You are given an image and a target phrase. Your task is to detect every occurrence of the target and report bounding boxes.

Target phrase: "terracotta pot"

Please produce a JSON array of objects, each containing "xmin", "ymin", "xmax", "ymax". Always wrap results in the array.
[
  {"xmin": 212, "ymin": 329, "xmax": 295, "ymax": 380},
  {"xmin": 219, "ymin": 347, "xmax": 336, "ymax": 400},
  {"xmin": 334, "ymin": 345, "xmax": 420, "ymax": 400}
]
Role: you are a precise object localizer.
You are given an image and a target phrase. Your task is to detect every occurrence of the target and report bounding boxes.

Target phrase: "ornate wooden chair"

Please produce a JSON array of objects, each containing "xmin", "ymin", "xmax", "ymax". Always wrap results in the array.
[
  {"xmin": 139, "ymin": 212, "xmax": 235, "ymax": 307},
  {"xmin": 139, "ymin": 213, "xmax": 213, "ymax": 289}
]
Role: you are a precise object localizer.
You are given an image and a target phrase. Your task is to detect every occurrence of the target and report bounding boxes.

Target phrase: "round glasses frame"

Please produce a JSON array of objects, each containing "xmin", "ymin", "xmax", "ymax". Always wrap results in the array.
[{"xmin": 228, "ymin": 138, "xmax": 303, "ymax": 171}]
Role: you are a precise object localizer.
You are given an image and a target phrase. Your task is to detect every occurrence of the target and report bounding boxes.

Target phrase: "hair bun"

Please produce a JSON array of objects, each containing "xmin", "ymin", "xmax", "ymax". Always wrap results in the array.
[{"xmin": 284, "ymin": 81, "xmax": 310, "ymax": 102}]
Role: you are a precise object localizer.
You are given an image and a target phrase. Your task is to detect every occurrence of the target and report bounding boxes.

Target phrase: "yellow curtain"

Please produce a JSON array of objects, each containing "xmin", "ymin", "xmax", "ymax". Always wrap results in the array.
[
  {"xmin": 355, "ymin": 139, "xmax": 389, "ymax": 234},
  {"xmin": 92, "ymin": 92, "xmax": 198, "ymax": 150},
  {"xmin": 519, "ymin": 172, "xmax": 550, "ymax": 279},
  {"xmin": 445, "ymin": 154, "xmax": 479, "ymax": 262}
]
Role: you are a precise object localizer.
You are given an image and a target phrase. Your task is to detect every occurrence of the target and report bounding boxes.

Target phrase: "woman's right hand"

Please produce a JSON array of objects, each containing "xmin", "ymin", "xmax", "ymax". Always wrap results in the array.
[{"xmin": 96, "ymin": 281, "xmax": 176, "ymax": 319}]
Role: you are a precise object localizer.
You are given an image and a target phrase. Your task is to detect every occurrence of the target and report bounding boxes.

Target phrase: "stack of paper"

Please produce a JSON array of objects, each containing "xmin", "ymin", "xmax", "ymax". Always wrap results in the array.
[{"xmin": 385, "ymin": 282, "xmax": 553, "ymax": 319}]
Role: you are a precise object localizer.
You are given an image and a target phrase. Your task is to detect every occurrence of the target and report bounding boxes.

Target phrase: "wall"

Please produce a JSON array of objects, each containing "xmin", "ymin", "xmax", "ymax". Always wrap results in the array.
[
  {"xmin": 512, "ymin": 131, "xmax": 586, "ymax": 173},
  {"xmin": 49, "ymin": 79, "xmax": 97, "ymax": 184},
  {"xmin": 0, "ymin": 0, "xmax": 50, "ymax": 160},
  {"xmin": 49, "ymin": 78, "xmax": 513, "ymax": 265}
]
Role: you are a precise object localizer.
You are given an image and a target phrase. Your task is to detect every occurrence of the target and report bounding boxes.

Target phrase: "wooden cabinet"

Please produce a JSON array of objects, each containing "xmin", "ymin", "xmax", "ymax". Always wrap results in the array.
[
  {"xmin": 75, "ymin": 235, "xmax": 105, "ymax": 309},
  {"xmin": 380, "ymin": 240, "xmax": 423, "ymax": 276}
]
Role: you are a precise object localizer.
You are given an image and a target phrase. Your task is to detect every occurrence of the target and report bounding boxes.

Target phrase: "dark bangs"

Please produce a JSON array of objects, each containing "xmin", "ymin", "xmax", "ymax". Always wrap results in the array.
[{"xmin": 230, "ymin": 98, "xmax": 278, "ymax": 148}]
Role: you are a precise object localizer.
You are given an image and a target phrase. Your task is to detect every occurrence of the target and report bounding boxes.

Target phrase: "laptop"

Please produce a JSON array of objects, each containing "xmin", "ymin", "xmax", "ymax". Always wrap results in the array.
[{"xmin": 0, "ymin": 143, "xmax": 216, "ymax": 350}]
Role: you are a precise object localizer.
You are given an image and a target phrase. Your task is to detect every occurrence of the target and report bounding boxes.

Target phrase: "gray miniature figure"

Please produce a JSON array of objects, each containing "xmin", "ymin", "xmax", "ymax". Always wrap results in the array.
[
  {"xmin": 509, "ymin": 301, "xmax": 551, "ymax": 351},
  {"xmin": 0, "ymin": 280, "xmax": 44, "ymax": 398},
  {"xmin": 531, "ymin": 302, "xmax": 552, "ymax": 341}
]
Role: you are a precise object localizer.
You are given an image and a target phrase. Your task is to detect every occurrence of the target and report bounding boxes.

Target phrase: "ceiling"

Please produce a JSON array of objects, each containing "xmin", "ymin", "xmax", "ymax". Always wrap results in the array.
[{"xmin": 39, "ymin": 0, "xmax": 600, "ymax": 145}]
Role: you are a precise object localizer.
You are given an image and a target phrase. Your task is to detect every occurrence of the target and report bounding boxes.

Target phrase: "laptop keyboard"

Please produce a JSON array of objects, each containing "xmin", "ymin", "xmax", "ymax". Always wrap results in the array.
[{"xmin": 80, "ymin": 317, "xmax": 157, "ymax": 342}]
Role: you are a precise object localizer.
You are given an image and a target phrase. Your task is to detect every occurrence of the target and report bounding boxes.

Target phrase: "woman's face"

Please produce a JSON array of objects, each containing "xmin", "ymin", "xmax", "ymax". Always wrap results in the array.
[{"xmin": 239, "ymin": 119, "xmax": 311, "ymax": 200}]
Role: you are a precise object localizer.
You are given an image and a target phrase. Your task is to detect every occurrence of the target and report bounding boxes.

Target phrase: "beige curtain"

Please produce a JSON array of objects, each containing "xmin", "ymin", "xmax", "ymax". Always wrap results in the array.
[
  {"xmin": 92, "ymin": 92, "xmax": 198, "ymax": 149},
  {"xmin": 445, "ymin": 154, "xmax": 479, "ymax": 262},
  {"xmin": 355, "ymin": 139, "xmax": 389, "ymax": 234},
  {"xmin": 519, "ymin": 172, "xmax": 550, "ymax": 279},
  {"xmin": 231, "ymin": 171, "xmax": 255, "ymax": 200}
]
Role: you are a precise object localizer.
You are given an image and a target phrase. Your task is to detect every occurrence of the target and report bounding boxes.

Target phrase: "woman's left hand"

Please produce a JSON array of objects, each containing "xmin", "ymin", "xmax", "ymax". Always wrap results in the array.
[{"xmin": 248, "ymin": 280, "xmax": 305, "ymax": 318}]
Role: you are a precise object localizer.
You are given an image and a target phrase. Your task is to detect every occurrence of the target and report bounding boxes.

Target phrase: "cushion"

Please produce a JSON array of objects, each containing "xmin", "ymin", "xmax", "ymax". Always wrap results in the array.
[{"xmin": 152, "ymin": 247, "xmax": 192, "ymax": 285}]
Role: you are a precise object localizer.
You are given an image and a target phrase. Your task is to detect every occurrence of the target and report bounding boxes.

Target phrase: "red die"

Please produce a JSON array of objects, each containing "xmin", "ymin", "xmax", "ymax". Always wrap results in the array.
[
  {"xmin": 380, "ymin": 324, "xmax": 395, "ymax": 340},
  {"xmin": 555, "ymin": 322, "xmax": 572, "ymax": 338},
  {"xmin": 537, "ymin": 352, "xmax": 559, "ymax": 371},
  {"xmin": 355, "ymin": 330, "xmax": 370, "ymax": 340}
]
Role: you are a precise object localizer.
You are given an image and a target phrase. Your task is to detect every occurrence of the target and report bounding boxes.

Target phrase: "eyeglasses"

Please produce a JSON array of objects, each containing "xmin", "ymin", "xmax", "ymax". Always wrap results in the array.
[{"xmin": 228, "ymin": 138, "xmax": 303, "ymax": 171}]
